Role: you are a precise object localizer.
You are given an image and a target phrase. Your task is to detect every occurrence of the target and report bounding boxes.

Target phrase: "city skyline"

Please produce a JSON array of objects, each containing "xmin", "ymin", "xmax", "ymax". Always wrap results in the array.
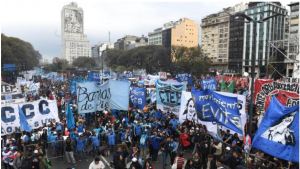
[{"xmin": 1, "ymin": 0, "xmax": 290, "ymax": 61}]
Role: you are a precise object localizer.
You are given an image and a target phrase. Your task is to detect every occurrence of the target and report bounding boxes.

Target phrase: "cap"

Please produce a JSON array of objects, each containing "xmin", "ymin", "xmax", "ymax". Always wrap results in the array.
[{"xmin": 34, "ymin": 150, "xmax": 39, "ymax": 154}]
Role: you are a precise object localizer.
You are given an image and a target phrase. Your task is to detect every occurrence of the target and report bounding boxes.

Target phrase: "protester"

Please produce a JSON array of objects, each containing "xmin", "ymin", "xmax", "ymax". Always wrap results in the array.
[
  {"xmin": 1, "ymin": 72, "xmax": 298, "ymax": 169},
  {"xmin": 88, "ymin": 157, "xmax": 105, "ymax": 169}
]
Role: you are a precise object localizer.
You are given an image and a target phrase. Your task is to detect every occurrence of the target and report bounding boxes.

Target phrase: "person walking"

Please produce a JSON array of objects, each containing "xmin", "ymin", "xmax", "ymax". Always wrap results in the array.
[
  {"xmin": 88, "ymin": 157, "xmax": 105, "ymax": 169},
  {"xmin": 65, "ymin": 137, "xmax": 76, "ymax": 165}
]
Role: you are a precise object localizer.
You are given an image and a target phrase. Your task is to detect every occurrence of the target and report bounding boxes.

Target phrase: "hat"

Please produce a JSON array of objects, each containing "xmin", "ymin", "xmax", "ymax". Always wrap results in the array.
[
  {"xmin": 132, "ymin": 157, "xmax": 137, "ymax": 162},
  {"xmin": 34, "ymin": 150, "xmax": 39, "ymax": 154},
  {"xmin": 225, "ymin": 147, "xmax": 231, "ymax": 151}
]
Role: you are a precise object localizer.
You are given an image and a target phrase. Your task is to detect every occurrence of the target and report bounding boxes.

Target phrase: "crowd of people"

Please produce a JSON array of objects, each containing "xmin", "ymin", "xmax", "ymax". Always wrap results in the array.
[{"xmin": 1, "ymin": 74, "xmax": 299, "ymax": 169}]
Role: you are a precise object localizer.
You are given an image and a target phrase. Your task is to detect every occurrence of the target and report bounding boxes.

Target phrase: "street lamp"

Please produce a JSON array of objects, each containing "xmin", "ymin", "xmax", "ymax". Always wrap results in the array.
[{"xmin": 230, "ymin": 12, "xmax": 285, "ymax": 135}]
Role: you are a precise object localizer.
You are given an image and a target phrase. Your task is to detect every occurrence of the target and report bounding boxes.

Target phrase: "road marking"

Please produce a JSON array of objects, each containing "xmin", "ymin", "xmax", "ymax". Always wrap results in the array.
[{"xmin": 100, "ymin": 155, "xmax": 112, "ymax": 169}]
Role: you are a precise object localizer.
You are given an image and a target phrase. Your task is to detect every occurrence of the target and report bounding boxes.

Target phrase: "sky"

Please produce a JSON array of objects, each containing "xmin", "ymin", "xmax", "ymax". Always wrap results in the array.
[{"xmin": 1, "ymin": 0, "xmax": 290, "ymax": 62}]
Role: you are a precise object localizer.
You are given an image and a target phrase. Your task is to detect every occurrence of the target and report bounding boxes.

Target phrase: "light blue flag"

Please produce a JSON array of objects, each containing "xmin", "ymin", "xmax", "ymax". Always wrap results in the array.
[
  {"xmin": 110, "ymin": 80, "xmax": 130, "ymax": 110},
  {"xmin": 18, "ymin": 106, "xmax": 32, "ymax": 132},
  {"xmin": 252, "ymin": 96, "xmax": 299, "ymax": 162},
  {"xmin": 66, "ymin": 103, "xmax": 75, "ymax": 129}
]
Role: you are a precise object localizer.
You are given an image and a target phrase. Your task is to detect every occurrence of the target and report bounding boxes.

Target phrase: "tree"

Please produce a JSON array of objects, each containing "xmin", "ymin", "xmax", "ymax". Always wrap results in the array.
[
  {"xmin": 105, "ymin": 45, "xmax": 171, "ymax": 74},
  {"xmin": 72, "ymin": 57, "xmax": 97, "ymax": 68},
  {"xmin": 172, "ymin": 46, "xmax": 211, "ymax": 76},
  {"xmin": 1, "ymin": 34, "xmax": 41, "ymax": 70},
  {"xmin": 43, "ymin": 57, "xmax": 69, "ymax": 72}
]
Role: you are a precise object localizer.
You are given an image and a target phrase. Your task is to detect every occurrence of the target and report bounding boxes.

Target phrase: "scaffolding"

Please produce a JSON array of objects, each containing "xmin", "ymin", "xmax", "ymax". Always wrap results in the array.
[{"xmin": 268, "ymin": 38, "xmax": 299, "ymax": 78}]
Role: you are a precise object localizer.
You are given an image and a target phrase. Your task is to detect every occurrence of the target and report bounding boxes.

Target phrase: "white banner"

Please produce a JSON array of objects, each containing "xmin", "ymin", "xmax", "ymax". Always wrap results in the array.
[
  {"xmin": 1, "ymin": 92, "xmax": 25, "ymax": 105},
  {"xmin": 179, "ymin": 91, "xmax": 246, "ymax": 137},
  {"xmin": 77, "ymin": 81, "xmax": 111, "ymax": 114},
  {"xmin": 179, "ymin": 91, "xmax": 218, "ymax": 136},
  {"xmin": 1, "ymin": 99, "xmax": 59, "ymax": 135}
]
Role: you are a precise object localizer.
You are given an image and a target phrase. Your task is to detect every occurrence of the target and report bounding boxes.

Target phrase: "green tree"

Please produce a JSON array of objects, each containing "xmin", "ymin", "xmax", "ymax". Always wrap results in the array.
[
  {"xmin": 1, "ymin": 34, "xmax": 41, "ymax": 70},
  {"xmin": 172, "ymin": 46, "xmax": 211, "ymax": 76},
  {"xmin": 105, "ymin": 45, "xmax": 171, "ymax": 74},
  {"xmin": 43, "ymin": 57, "xmax": 69, "ymax": 72},
  {"xmin": 72, "ymin": 57, "xmax": 97, "ymax": 68}
]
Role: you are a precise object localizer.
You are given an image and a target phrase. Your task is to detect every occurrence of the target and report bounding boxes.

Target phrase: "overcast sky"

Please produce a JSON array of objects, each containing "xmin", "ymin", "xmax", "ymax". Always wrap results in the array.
[{"xmin": 1, "ymin": 0, "xmax": 290, "ymax": 61}]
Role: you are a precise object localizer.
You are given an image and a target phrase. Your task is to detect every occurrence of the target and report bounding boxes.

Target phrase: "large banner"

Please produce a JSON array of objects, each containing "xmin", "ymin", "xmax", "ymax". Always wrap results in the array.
[
  {"xmin": 192, "ymin": 89, "xmax": 243, "ymax": 134},
  {"xmin": 156, "ymin": 80, "xmax": 186, "ymax": 115},
  {"xmin": 201, "ymin": 78, "xmax": 217, "ymax": 91},
  {"xmin": 180, "ymin": 91, "xmax": 246, "ymax": 136},
  {"xmin": 77, "ymin": 80, "xmax": 130, "ymax": 113},
  {"xmin": 130, "ymin": 87, "xmax": 146, "ymax": 109},
  {"xmin": 254, "ymin": 79, "xmax": 299, "ymax": 114},
  {"xmin": 110, "ymin": 80, "xmax": 130, "ymax": 111},
  {"xmin": 253, "ymin": 97, "xmax": 299, "ymax": 162},
  {"xmin": 1, "ymin": 99, "xmax": 59, "ymax": 135},
  {"xmin": 77, "ymin": 81, "xmax": 111, "ymax": 114}
]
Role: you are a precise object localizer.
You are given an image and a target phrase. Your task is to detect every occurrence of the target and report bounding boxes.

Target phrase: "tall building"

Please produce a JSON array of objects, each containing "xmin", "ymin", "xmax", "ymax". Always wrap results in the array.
[
  {"xmin": 201, "ymin": 3, "xmax": 247, "ymax": 72},
  {"xmin": 114, "ymin": 35, "xmax": 148, "ymax": 50},
  {"xmin": 148, "ymin": 18, "xmax": 199, "ymax": 48},
  {"xmin": 61, "ymin": 2, "xmax": 91, "ymax": 63},
  {"xmin": 91, "ymin": 42, "xmax": 114, "ymax": 67},
  {"xmin": 242, "ymin": 2, "xmax": 287, "ymax": 76},
  {"xmin": 228, "ymin": 14, "xmax": 245, "ymax": 73},
  {"xmin": 286, "ymin": 2, "xmax": 299, "ymax": 78}
]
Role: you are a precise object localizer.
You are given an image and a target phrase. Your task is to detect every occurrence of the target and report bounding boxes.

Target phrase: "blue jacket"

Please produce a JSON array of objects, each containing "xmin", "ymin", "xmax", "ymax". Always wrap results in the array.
[
  {"xmin": 108, "ymin": 132, "xmax": 116, "ymax": 146},
  {"xmin": 120, "ymin": 131, "xmax": 126, "ymax": 142},
  {"xmin": 76, "ymin": 137, "xmax": 86, "ymax": 151},
  {"xmin": 56, "ymin": 124, "xmax": 63, "ymax": 131},
  {"xmin": 150, "ymin": 136, "xmax": 161, "ymax": 150},
  {"xmin": 169, "ymin": 119, "xmax": 179, "ymax": 129},
  {"xmin": 134, "ymin": 124, "xmax": 142, "ymax": 136},
  {"xmin": 77, "ymin": 125, "xmax": 85, "ymax": 133},
  {"xmin": 91, "ymin": 136, "xmax": 100, "ymax": 147}
]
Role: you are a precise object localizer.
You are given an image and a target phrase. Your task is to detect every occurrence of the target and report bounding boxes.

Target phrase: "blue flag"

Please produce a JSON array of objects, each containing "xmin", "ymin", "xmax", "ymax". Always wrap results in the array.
[
  {"xmin": 192, "ymin": 89, "xmax": 243, "ymax": 134},
  {"xmin": 130, "ymin": 87, "xmax": 146, "ymax": 109},
  {"xmin": 252, "ymin": 96, "xmax": 299, "ymax": 162},
  {"xmin": 66, "ymin": 103, "xmax": 75, "ymax": 130},
  {"xmin": 201, "ymin": 78, "xmax": 217, "ymax": 91},
  {"xmin": 87, "ymin": 72, "xmax": 101, "ymax": 82},
  {"xmin": 176, "ymin": 73, "xmax": 193, "ymax": 86},
  {"xmin": 18, "ymin": 106, "xmax": 32, "ymax": 132}
]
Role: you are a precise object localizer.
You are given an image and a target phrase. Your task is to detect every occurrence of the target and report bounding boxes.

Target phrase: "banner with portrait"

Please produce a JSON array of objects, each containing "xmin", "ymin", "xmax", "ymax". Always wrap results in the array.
[
  {"xmin": 156, "ymin": 80, "xmax": 186, "ymax": 115},
  {"xmin": 254, "ymin": 79, "xmax": 299, "ymax": 114},
  {"xmin": 180, "ymin": 91, "xmax": 246, "ymax": 136},
  {"xmin": 1, "ymin": 99, "xmax": 59, "ymax": 135}
]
